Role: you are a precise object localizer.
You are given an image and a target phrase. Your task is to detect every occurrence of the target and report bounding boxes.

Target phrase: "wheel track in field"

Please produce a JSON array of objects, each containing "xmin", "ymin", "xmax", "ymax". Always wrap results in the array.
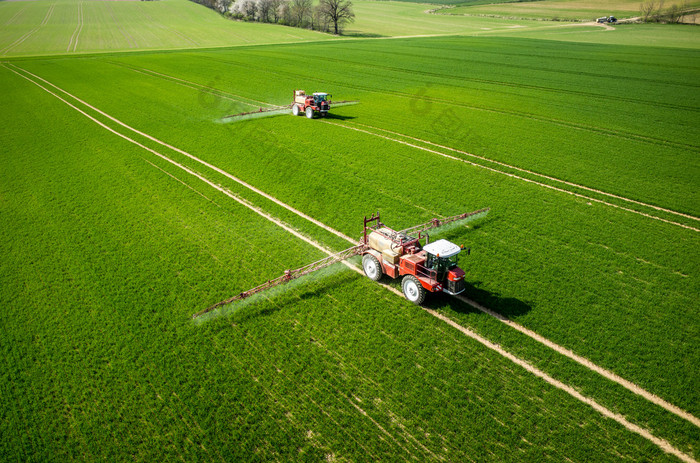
[
  {"xmin": 4, "ymin": 6, "xmax": 28, "ymax": 26},
  {"xmin": 66, "ymin": 2, "xmax": 83, "ymax": 53},
  {"xmin": 3, "ymin": 63, "xmax": 351, "ymax": 245},
  {"xmin": 90, "ymin": 63, "xmax": 699, "ymax": 229},
  {"xmin": 1, "ymin": 3, "xmax": 55, "ymax": 56},
  {"xmin": 331, "ymin": 121, "xmax": 700, "ymax": 225},
  {"xmin": 5, "ymin": 63, "xmax": 698, "ymax": 462},
  {"xmin": 322, "ymin": 120, "xmax": 699, "ymax": 232}
]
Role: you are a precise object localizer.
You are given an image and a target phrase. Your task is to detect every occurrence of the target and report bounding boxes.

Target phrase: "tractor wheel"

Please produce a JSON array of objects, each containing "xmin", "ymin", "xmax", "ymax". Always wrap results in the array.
[
  {"xmin": 305, "ymin": 107, "xmax": 314, "ymax": 119},
  {"xmin": 362, "ymin": 254, "xmax": 382, "ymax": 281},
  {"xmin": 292, "ymin": 104, "xmax": 300, "ymax": 116},
  {"xmin": 402, "ymin": 275, "xmax": 426, "ymax": 305}
]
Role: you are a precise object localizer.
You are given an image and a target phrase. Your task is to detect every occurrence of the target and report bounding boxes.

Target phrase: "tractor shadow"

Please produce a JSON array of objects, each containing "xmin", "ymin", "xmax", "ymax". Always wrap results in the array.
[
  {"xmin": 424, "ymin": 281, "xmax": 532, "ymax": 319},
  {"xmin": 324, "ymin": 113, "xmax": 356, "ymax": 121}
]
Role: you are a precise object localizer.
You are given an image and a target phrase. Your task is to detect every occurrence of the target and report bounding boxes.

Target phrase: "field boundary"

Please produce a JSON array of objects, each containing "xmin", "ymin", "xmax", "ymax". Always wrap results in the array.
[{"xmin": 5, "ymin": 63, "xmax": 699, "ymax": 461}]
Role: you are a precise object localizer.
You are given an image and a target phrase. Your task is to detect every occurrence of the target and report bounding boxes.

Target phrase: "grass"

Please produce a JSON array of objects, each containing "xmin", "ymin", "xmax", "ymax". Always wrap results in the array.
[{"xmin": 1, "ymin": 1, "xmax": 699, "ymax": 461}]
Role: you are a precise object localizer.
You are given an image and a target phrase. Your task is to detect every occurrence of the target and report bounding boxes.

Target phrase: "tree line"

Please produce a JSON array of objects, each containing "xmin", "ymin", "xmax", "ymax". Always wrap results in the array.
[
  {"xmin": 639, "ymin": 0, "xmax": 695, "ymax": 23},
  {"xmin": 190, "ymin": 0, "xmax": 355, "ymax": 35}
]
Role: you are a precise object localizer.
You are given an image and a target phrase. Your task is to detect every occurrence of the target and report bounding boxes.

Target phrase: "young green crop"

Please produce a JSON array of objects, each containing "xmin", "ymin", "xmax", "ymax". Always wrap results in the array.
[
  {"xmin": 2, "ymin": 27, "xmax": 698, "ymax": 463},
  {"xmin": 0, "ymin": 0, "xmax": 337, "ymax": 57}
]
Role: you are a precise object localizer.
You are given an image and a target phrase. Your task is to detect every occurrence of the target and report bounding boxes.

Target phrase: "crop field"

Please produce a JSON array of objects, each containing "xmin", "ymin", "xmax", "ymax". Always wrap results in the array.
[
  {"xmin": 3, "ymin": 0, "xmax": 673, "ymax": 55},
  {"xmin": 1, "ymin": 0, "xmax": 699, "ymax": 461},
  {"xmin": 0, "ymin": 0, "xmax": 335, "ymax": 57}
]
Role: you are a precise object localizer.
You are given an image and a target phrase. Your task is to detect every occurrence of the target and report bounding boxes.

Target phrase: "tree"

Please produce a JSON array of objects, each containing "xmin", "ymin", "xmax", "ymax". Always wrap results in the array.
[
  {"xmin": 240, "ymin": 0, "xmax": 257, "ymax": 20},
  {"xmin": 215, "ymin": 0, "xmax": 232, "ymax": 13},
  {"xmin": 278, "ymin": 0, "xmax": 292, "ymax": 24},
  {"xmin": 289, "ymin": 0, "xmax": 312, "ymax": 27},
  {"xmin": 270, "ymin": 0, "xmax": 283, "ymax": 23},
  {"xmin": 312, "ymin": 4, "xmax": 330, "ymax": 32},
  {"xmin": 318, "ymin": 0, "xmax": 354, "ymax": 35},
  {"xmin": 639, "ymin": 0, "xmax": 664, "ymax": 22},
  {"xmin": 257, "ymin": 0, "xmax": 274, "ymax": 22}
]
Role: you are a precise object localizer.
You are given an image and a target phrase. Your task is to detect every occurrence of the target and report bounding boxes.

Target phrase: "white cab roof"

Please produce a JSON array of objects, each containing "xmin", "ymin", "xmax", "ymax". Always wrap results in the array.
[{"xmin": 423, "ymin": 239, "xmax": 461, "ymax": 258}]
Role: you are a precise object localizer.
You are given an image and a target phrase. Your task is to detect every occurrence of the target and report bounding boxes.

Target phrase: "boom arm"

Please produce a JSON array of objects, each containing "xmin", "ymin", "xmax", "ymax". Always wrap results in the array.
[
  {"xmin": 193, "ymin": 244, "xmax": 366, "ymax": 319},
  {"xmin": 398, "ymin": 208, "xmax": 490, "ymax": 237}
]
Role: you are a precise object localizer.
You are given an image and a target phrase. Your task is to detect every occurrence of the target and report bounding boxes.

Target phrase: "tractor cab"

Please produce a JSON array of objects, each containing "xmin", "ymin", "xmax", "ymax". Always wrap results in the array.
[
  {"xmin": 423, "ymin": 239, "xmax": 465, "ymax": 295},
  {"xmin": 313, "ymin": 93, "xmax": 330, "ymax": 104}
]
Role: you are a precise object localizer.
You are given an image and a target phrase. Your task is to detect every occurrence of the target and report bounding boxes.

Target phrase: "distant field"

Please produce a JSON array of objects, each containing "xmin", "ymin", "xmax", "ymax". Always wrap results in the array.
[
  {"xmin": 2, "ymin": 0, "xmax": 698, "ymax": 56},
  {"xmin": 439, "ymin": 0, "xmax": 700, "ymax": 20},
  {"xmin": 0, "ymin": 0, "xmax": 333, "ymax": 56}
]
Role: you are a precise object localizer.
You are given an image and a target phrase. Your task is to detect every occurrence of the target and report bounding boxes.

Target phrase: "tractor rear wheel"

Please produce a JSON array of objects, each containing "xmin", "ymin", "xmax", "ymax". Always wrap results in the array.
[
  {"xmin": 402, "ymin": 275, "xmax": 426, "ymax": 305},
  {"xmin": 362, "ymin": 254, "xmax": 382, "ymax": 281},
  {"xmin": 305, "ymin": 107, "xmax": 314, "ymax": 119},
  {"xmin": 292, "ymin": 104, "xmax": 300, "ymax": 116}
]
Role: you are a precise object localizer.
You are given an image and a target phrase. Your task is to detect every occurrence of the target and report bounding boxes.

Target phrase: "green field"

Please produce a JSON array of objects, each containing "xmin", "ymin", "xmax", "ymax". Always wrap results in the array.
[
  {"xmin": 0, "ymin": 0, "xmax": 335, "ymax": 56},
  {"xmin": 1, "ymin": 0, "xmax": 699, "ymax": 461}
]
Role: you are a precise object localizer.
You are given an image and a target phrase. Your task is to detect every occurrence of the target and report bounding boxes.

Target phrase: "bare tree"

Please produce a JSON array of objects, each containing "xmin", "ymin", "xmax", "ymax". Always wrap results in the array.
[
  {"xmin": 215, "ymin": 0, "xmax": 232, "ymax": 13},
  {"xmin": 290, "ymin": 0, "xmax": 312, "ymax": 27},
  {"xmin": 257, "ymin": 0, "xmax": 274, "ymax": 22},
  {"xmin": 278, "ymin": 0, "xmax": 292, "ymax": 24},
  {"xmin": 270, "ymin": 0, "xmax": 283, "ymax": 22},
  {"xmin": 240, "ymin": 0, "xmax": 257, "ymax": 20},
  {"xmin": 318, "ymin": 0, "xmax": 354, "ymax": 35},
  {"xmin": 640, "ymin": 0, "xmax": 663, "ymax": 21},
  {"xmin": 312, "ymin": 4, "xmax": 330, "ymax": 32}
]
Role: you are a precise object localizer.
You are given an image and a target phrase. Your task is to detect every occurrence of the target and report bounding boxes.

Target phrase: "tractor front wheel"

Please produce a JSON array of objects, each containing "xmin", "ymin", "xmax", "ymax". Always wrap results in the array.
[
  {"xmin": 402, "ymin": 275, "xmax": 426, "ymax": 305},
  {"xmin": 292, "ymin": 104, "xmax": 300, "ymax": 116},
  {"xmin": 362, "ymin": 254, "xmax": 382, "ymax": 281},
  {"xmin": 306, "ymin": 107, "xmax": 314, "ymax": 119}
]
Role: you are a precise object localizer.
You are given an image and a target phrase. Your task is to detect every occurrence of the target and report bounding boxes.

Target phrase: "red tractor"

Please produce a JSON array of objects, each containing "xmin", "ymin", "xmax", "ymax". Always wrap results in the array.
[
  {"xmin": 292, "ymin": 90, "xmax": 331, "ymax": 119},
  {"xmin": 360, "ymin": 212, "xmax": 468, "ymax": 304}
]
